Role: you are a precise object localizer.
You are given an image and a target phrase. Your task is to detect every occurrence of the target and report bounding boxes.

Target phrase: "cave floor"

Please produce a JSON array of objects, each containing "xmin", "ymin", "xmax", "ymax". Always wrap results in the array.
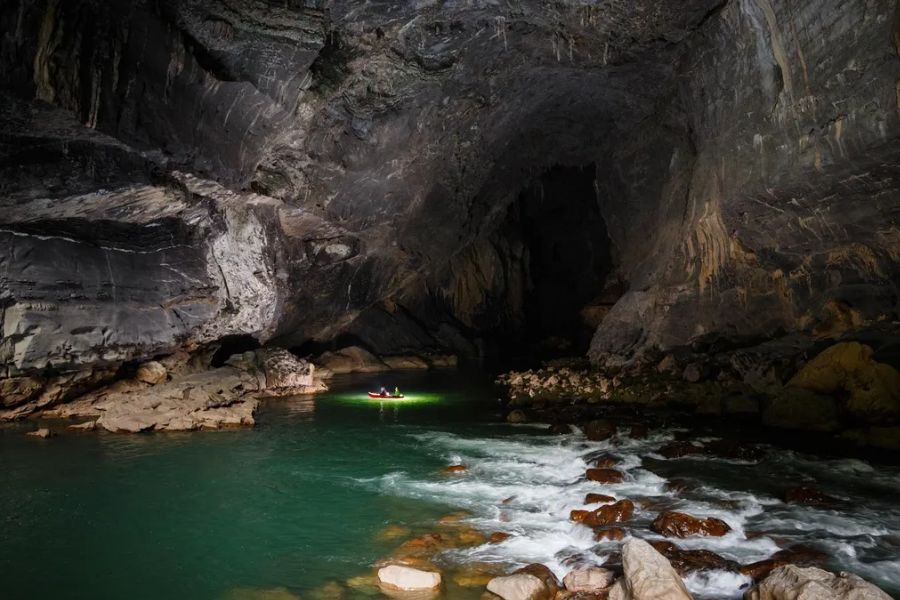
[{"xmin": 1, "ymin": 370, "xmax": 898, "ymax": 600}]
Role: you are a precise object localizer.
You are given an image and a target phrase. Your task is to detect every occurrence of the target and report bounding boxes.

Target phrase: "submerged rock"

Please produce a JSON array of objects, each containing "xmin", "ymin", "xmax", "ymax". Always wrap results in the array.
[
  {"xmin": 608, "ymin": 539, "xmax": 693, "ymax": 600},
  {"xmin": 584, "ymin": 420, "xmax": 617, "ymax": 441},
  {"xmin": 26, "ymin": 427, "xmax": 51, "ymax": 438},
  {"xmin": 745, "ymin": 565, "xmax": 892, "ymax": 600},
  {"xmin": 782, "ymin": 486, "xmax": 837, "ymax": 507},
  {"xmin": 649, "ymin": 541, "xmax": 738, "ymax": 575}
]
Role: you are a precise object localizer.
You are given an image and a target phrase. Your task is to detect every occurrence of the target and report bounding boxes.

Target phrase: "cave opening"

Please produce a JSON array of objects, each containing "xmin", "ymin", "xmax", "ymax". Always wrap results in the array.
[{"xmin": 494, "ymin": 163, "xmax": 618, "ymax": 361}]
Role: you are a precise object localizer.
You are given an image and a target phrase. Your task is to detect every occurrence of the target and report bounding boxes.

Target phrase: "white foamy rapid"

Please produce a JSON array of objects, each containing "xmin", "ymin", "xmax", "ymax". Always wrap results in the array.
[{"xmin": 357, "ymin": 424, "xmax": 900, "ymax": 599}]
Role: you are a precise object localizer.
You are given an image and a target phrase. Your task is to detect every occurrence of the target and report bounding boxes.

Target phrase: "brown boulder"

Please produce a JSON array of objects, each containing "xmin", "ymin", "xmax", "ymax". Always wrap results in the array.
[
  {"xmin": 740, "ymin": 544, "xmax": 829, "ymax": 580},
  {"xmin": 586, "ymin": 468, "xmax": 625, "ymax": 484},
  {"xmin": 444, "ymin": 464, "xmax": 467, "ymax": 474},
  {"xmin": 573, "ymin": 500, "xmax": 635, "ymax": 527},
  {"xmin": 650, "ymin": 511, "xmax": 731, "ymax": 538},
  {"xmin": 585, "ymin": 493, "xmax": 616, "ymax": 505}
]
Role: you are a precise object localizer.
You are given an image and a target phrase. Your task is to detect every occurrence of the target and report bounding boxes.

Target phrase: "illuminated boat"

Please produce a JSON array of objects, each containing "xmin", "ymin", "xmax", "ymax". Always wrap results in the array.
[{"xmin": 368, "ymin": 392, "xmax": 405, "ymax": 399}]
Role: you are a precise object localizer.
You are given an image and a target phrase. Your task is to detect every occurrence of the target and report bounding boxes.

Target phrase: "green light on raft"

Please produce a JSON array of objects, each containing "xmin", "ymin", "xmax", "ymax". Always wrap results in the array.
[{"xmin": 331, "ymin": 392, "xmax": 444, "ymax": 406}]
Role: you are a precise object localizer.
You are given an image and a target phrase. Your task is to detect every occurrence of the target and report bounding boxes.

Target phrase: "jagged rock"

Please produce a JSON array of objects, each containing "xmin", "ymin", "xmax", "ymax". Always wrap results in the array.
[
  {"xmin": 258, "ymin": 348, "xmax": 326, "ymax": 395},
  {"xmin": 608, "ymin": 539, "xmax": 693, "ymax": 600},
  {"xmin": 744, "ymin": 565, "xmax": 892, "ymax": 600},
  {"xmin": 788, "ymin": 342, "xmax": 900, "ymax": 422},
  {"xmin": 135, "ymin": 361, "xmax": 167, "ymax": 385},
  {"xmin": 42, "ymin": 367, "xmax": 261, "ymax": 433},
  {"xmin": 650, "ymin": 511, "xmax": 731, "ymax": 538},
  {"xmin": 376, "ymin": 565, "xmax": 441, "ymax": 591},
  {"xmin": 563, "ymin": 567, "xmax": 616, "ymax": 593},
  {"xmin": 26, "ymin": 428, "xmax": 51, "ymax": 438}
]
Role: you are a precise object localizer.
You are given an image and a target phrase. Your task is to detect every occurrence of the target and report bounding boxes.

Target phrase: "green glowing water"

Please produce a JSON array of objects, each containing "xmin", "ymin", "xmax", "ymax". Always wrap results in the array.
[{"xmin": 0, "ymin": 371, "xmax": 500, "ymax": 600}]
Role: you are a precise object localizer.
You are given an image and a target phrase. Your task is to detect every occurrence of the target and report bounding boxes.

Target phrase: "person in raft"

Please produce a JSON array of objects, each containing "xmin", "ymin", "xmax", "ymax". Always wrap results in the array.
[
  {"xmin": 394, "ymin": 386, "xmax": 401, "ymax": 396},
  {"xmin": 379, "ymin": 386, "xmax": 388, "ymax": 397}
]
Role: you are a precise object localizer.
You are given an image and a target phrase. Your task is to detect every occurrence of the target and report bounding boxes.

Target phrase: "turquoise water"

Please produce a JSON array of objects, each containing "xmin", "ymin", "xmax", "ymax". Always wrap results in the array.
[
  {"xmin": 0, "ymin": 371, "xmax": 502, "ymax": 600},
  {"xmin": 2, "ymin": 370, "xmax": 900, "ymax": 600}
]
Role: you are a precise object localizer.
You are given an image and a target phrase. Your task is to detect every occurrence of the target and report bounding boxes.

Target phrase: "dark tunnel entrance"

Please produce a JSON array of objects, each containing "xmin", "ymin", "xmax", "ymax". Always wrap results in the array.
[
  {"xmin": 517, "ymin": 164, "xmax": 615, "ymax": 356},
  {"xmin": 481, "ymin": 163, "xmax": 619, "ymax": 363}
]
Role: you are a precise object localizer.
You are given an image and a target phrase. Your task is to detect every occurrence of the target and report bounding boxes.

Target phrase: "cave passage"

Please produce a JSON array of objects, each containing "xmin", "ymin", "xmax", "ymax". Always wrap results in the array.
[{"xmin": 502, "ymin": 164, "xmax": 615, "ymax": 359}]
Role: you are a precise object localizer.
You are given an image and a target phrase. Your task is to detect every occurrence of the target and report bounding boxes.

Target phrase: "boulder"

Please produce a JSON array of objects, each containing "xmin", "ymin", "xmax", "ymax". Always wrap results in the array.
[
  {"xmin": 762, "ymin": 388, "xmax": 840, "ymax": 432},
  {"xmin": 572, "ymin": 500, "xmax": 634, "ymax": 527},
  {"xmin": 315, "ymin": 346, "xmax": 389, "ymax": 375},
  {"xmin": 584, "ymin": 420, "xmax": 616, "ymax": 441},
  {"xmin": 650, "ymin": 511, "xmax": 731, "ymax": 538},
  {"xmin": 444, "ymin": 464, "xmax": 468, "ymax": 474},
  {"xmin": 259, "ymin": 348, "xmax": 326, "ymax": 394},
  {"xmin": 135, "ymin": 361, "xmax": 167, "ymax": 385},
  {"xmin": 377, "ymin": 565, "xmax": 441, "ymax": 591},
  {"xmin": 608, "ymin": 539, "xmax": 693, "ymax": 600},
  {"xmin": 487, "ymin": 573, "xmax": 550, "ymax": 600},
  {"xmin": 563, "ymin": 567, "xmax": 616, "ymax": 592},
  {"xmin": 745, "ymin": 565, "xmax": 892, "ymax": 600},
  {"xmin": 67, "ymin": 420, "xmax": 97, "ymax": 431},
  {"xmin": 586, "ymin": 468, "xmax": 625, "ymax": 484},
  {"xmin": 787, "ymin": 342, "xmax": 900, "ymax": 422},
  {"xmin": 682, "ymin": 363, "xmax": 702, "ymax": 383},
  {"xmin": 26, "ymin": 427, "xmax": 51, "ymax": 438}
]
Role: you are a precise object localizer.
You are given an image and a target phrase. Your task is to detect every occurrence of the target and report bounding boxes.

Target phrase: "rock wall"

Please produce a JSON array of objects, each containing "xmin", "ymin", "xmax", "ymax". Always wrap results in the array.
[
  {"xmin": 590, "ymin": 0, "xmax": 900, "ymax": 361},
  {"xmin": 1, "ymin": 0, "xmax": 898, "ymax": 405}
]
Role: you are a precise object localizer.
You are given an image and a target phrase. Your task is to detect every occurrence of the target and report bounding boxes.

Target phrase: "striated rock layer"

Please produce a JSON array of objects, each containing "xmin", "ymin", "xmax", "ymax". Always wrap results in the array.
[{"xmin": 1, "ymin": 0, "xmax": 898, "ymax": 413}]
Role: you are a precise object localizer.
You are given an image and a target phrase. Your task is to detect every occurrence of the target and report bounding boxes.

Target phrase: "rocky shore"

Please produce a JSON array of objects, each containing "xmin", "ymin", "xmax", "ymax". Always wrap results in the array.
[
  {"xmin": 3, "ymin": 342, "xmax": 457, "ymax": 434},
  {"xmin": 497, "ymin": 337, "xmax": 900, "ymax": 452}
]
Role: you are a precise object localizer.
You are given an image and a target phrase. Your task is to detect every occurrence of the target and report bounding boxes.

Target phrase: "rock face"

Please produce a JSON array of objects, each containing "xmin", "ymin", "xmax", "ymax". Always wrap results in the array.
[
  {"xmin": 1, "ymin": 0, "xmax": 898, "ymax": 415},
  {"xmin": 745, "ymin": 565, "xmax": 892, "ymax": 600},
  {"xmin": 608, "ymin": 539, "xmax": 693, "ymax": 600}
]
